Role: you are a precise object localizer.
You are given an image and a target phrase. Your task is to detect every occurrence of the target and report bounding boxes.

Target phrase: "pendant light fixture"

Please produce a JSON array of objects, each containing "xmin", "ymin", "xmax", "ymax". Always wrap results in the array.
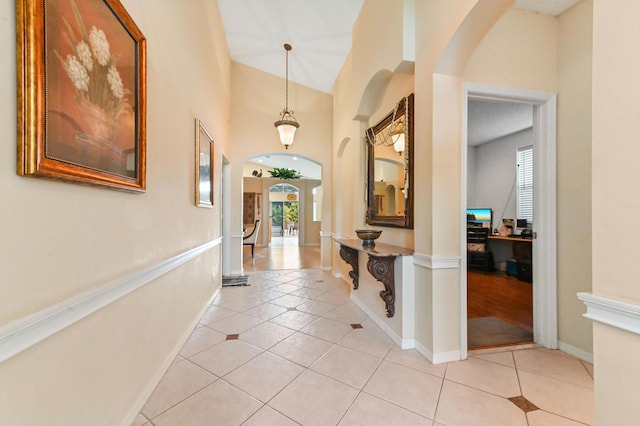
[{"xmin": 274, "ymin": 43, "xmax": 299, "ymax": 150}]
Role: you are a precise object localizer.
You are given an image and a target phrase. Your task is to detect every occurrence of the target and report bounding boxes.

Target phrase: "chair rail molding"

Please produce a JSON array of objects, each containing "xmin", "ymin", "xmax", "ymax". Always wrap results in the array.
[
  {"xmin": 0, "ymin": 238, "xmax": 222, "ymax": 364},
  {"xmin": 578, "ymin": 292, "xmax": 640, "ymax": 336}
]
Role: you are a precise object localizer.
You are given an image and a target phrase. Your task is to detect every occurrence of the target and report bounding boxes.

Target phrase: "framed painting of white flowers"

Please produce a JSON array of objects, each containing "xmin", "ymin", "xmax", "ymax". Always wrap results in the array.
[
  {"xmin": 195, "ymin": 118, "xmax": 214, "ymax": 208},
  {"xmin": 17, "ymin": 0, "xmax": 147, "ymax": 192}
]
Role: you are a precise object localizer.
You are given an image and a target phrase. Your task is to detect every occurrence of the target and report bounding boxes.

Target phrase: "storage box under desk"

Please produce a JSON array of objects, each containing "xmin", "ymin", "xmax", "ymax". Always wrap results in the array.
[{"xmin": 487, "ymin": 236, "xmax": 532, "ymax": 275}]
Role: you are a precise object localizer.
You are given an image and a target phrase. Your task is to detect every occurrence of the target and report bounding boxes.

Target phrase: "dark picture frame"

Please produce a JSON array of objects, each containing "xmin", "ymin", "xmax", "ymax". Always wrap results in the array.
[
  {"xmin": 195, "ymin": 118, "xmax": 214, "ymax": 208},
  {"xmin": 17, "ymin": 0, "xmax": 147, "ymax": 191}
]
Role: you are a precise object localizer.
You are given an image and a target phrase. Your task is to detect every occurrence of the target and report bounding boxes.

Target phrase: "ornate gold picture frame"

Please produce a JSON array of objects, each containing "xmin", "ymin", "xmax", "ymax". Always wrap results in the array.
[{"xmin": 17, "ymin": 0, "xmax": 147, "ymax": 191}]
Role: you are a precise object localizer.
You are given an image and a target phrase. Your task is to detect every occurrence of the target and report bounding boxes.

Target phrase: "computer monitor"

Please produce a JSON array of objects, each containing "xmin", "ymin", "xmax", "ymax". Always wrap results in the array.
[{"xmin": 467, "ymin": 208, "xmax": 492, "ymax": 229}]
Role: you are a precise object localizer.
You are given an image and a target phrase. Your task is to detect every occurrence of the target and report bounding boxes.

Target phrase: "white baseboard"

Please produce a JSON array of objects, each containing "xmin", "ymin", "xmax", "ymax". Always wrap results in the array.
[
  {"xmin": 350, "ymin": 293, "xmax": 406, "ymax": 349},
  {"xmin": 0, "ymin": 238, "xmax": 222, "ymax": 364},
  {"xmin": 400, "ymin": 338, "xmax": 416, "ymax": 350},
  {"xmin": 558, "ymin": 340, "xmax": 593, "ymax": 364},
  {"xmin": 122, "ymin": 287, "xmax": 220, "ymax": 425},
  {"xmin": 414, "ymin": 341, "xmax": 434, "ymax": 363},
  {"xmin": 414, "ymin": 341, "xmax": 462, "ymax": 364},
  {"xmin": 433, "ymin": 350, "xmax": 462, "ymax": 364}
]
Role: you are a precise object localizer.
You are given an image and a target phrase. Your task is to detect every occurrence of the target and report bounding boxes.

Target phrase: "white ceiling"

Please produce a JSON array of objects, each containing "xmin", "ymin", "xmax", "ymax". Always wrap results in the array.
[
  {"xmin": 514, "ymin": 0, "xmax": 580, "ymax": 16},
  {"xmin": 218, "ymin": 0, "xmax": 364, "ymax": 94},
  {"xmin": 219, "ymin": 0, "xmax": 580, "ymax": 94},
  {"xmin": 222, "ymin": 0, "xmax": 579, "ymax": 169},
  {"xmin": 468, "ymin": 99, "xmax": 533, "ymax": 146},
  {"xmin": 246, "ymin": 154, "xmax": 322, "ymax": 180}
]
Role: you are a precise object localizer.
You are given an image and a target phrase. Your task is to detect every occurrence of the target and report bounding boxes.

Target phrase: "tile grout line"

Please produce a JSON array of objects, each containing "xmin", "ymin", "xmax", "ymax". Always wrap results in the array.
[
  {"xmin": 511, "ymin": 351, "xmax": 533, "ymax": 426},
  {"xmin": 431, "ymin": 362, "xmax": 449, "ymax": 424},
  {"xmin": 238, "ymin": 270, "xmax": 388, "ymax": 425}
]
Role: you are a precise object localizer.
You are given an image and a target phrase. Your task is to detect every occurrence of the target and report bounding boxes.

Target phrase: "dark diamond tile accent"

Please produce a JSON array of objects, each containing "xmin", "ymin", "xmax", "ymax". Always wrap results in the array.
[
  {"xmin": 508, "ymin": 396, "xmax": 538, "ymax": 412},
  {"xmin": 317, "ymin": 280, "xmax": 324, "ymax": 282},
  {"xmin": 287, "ymin": 307, "xmax": 297, "ymax": 311},
  {"xmin": 226, "ymin": 334, "xmax": 239, "ymax": 340},
  {"xmin": 351, "ymin": 324, "xmax": 363, "ymax": 329}
]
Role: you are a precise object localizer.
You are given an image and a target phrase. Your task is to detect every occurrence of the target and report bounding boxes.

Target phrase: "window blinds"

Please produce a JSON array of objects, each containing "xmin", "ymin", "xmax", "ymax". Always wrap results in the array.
[{"xmin": 517, "ymin": 146, "xmax": 534, "ymax": 223}]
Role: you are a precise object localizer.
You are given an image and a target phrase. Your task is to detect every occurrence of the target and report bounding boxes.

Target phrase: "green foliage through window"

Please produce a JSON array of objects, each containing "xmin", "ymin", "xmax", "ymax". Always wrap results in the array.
[{"xmin": 284, "ymin": 201, "xmax": 298, "ymax": 224}]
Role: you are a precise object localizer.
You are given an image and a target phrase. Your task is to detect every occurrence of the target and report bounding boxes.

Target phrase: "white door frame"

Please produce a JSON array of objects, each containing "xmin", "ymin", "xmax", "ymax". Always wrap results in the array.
[{"xmin": 461, "ymin": 83, "xmax": 557, "ymax": 359}]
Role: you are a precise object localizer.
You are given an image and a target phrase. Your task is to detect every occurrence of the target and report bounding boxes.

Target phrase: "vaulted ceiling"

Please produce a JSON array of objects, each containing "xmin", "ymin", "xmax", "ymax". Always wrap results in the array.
[
  {"xmin": 219, "ymin": 0, "xmax": 580, "ymax": 94},
  {"xmin": 227, "ymin": 0, "xmax": 580, "ymax": 173}
]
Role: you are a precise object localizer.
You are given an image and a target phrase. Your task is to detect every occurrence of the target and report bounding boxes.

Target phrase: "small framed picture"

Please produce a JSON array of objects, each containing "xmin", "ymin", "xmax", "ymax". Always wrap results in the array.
[{"xmin": 195, "ymin": 118, "xmax": 214, "ymax": 207}]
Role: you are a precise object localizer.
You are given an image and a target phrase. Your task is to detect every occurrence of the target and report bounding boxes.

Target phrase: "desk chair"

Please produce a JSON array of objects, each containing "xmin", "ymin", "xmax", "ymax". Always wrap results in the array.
[
  {"xmin": 467, "ymin": 227, "xmax": 494, "ymax": 273},
  {"xmin": 243, "ymin": 220, "xmax": 261, "ymax": 258}
]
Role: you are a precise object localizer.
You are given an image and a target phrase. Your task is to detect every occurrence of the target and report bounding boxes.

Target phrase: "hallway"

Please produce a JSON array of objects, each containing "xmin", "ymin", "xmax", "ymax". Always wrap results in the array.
[
  {"xmin": 242, "ymin": 240, "xmax": 321, "ymax": 272},
  {"xmin": 132, "ymin": 268, "xmax": 593, "ymax": 425}
]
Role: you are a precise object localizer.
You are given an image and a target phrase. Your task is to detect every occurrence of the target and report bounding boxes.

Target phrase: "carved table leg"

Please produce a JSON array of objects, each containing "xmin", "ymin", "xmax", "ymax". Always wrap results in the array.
[
  {"xmin": 339, "ymin": 245, "xmax": 359, "ymax": 290},
  {"xmin": 366, "ymin": 255, "xmax": 396, "ymax": 317}
]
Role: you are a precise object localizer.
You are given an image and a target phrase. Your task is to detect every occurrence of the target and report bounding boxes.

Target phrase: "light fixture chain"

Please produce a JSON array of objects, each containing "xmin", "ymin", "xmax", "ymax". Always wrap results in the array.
[
  {"xmin": 274, "ymin": 43, "xmax": 299, "ymax": 150},
  {"xmin": 285, "ymin": 46, "xmax": 289, "ymax": 111}
]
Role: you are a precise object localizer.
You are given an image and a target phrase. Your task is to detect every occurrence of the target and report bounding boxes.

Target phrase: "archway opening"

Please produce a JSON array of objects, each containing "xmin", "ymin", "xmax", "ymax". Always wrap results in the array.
[
  {"xmin": 269, "ymin": 183, "xmax": 300, "ymax": 247},
  {"xmin": 241, "ymin": 153, "xmax": 323, "ymax": 271}
]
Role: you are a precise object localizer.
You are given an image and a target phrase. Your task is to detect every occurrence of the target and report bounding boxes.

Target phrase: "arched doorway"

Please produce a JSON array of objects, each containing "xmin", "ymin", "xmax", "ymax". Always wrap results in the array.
[
  {"xmin": 241, "ymin": 153, "xmax": 323, "ymax": 271},
  {"xmin": 269, "ymin": 183, "xmax": 300, "ymax": 247}
]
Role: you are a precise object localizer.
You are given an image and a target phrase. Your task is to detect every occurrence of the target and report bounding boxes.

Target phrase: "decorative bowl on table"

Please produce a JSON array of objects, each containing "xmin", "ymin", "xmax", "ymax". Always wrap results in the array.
[{"xmin": 355, "ymin": 229, "xmax": 382, "ymax": 246}]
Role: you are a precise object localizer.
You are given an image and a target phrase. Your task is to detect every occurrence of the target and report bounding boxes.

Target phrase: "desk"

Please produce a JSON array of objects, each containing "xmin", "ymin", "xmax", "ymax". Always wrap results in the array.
[
  {"xmin": 487, "ymin": 235, "xmax": 532, "ymax": 243},
  {"xmin": 487, "ymin": 236, "xmax": 532, "ymax": 282}
]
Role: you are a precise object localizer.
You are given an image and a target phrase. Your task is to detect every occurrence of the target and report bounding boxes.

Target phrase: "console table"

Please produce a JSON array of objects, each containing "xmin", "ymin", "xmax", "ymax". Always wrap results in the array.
[{"xmin": 336, "ymin": 238, "xmax": 413, "ymax": 318}]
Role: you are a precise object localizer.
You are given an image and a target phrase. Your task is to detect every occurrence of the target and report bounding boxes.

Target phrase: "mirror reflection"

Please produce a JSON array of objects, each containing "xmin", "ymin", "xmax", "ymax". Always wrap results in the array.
[{"xmin": 366, "ymin": 94, "xmax": 413, "ymax": 228}]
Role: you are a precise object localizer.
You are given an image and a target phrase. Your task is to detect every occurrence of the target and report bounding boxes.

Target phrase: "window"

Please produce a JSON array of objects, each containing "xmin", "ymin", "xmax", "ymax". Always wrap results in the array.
[{"xmin": 517, "ymin": 146, "xmax": 533, "ymax": 223}]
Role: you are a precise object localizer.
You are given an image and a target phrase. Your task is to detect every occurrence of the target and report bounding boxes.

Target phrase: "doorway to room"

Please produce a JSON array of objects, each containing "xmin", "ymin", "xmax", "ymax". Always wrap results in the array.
[
  {"xmin": 462, "ymin": 84, "xmax": 558, "ymax": 355},
  {"xmin": 466, "ymin": 98, "xmax": 534, "ymax": 349},
  {"xmin": 269, "ymin": 183, "xmax": 300, "ymax": 247}
]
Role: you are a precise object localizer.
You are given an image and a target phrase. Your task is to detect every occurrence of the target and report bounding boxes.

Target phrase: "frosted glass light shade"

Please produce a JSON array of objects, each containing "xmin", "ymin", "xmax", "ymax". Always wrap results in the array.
[
  {"xmin": 274, "ymin": 119, "xmax": 299, "ymax": 149},
  {"xmin": 392, "ymin": 132, "xmax": 405, "ymax": 154}
]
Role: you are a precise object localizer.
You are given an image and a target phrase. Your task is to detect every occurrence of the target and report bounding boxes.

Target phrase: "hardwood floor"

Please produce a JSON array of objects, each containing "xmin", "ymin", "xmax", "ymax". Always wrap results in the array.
[{"xmin": 467, "ymin": 270, "xmax": 533, "ymax": 332}]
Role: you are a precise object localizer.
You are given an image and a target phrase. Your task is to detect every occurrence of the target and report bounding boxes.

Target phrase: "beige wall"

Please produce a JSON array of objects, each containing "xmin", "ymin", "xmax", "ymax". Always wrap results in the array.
[
  {"xmin": 462, "ymin": 8, "xmax": 558, "ymax": 92},
  {"xmin": 592, "ymin": 0, "xmax": 640, "ymax": 422},
  {"xmin": 557, "ymin": 0, "xmax": 593, "ymax": 356},
  {"xmin": 0, "ymin": 0, "xmax": 230, "ymax": 423},
  {"xmin": 332, "ymin": 52, "xmax": 361, "ymax": 245}
]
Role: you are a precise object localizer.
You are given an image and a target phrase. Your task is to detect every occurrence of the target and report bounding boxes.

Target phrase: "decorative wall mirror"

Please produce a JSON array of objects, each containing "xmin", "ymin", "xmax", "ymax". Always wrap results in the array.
[{"xmin": 365, "ymin": 94, "xmax": 414, "ymax": 228}]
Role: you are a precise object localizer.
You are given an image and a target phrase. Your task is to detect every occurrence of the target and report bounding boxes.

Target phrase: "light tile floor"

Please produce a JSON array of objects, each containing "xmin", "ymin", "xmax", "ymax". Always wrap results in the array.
[{"xmin": 133, "ymin": 269, "xmax": 594, "ymax": 426}]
